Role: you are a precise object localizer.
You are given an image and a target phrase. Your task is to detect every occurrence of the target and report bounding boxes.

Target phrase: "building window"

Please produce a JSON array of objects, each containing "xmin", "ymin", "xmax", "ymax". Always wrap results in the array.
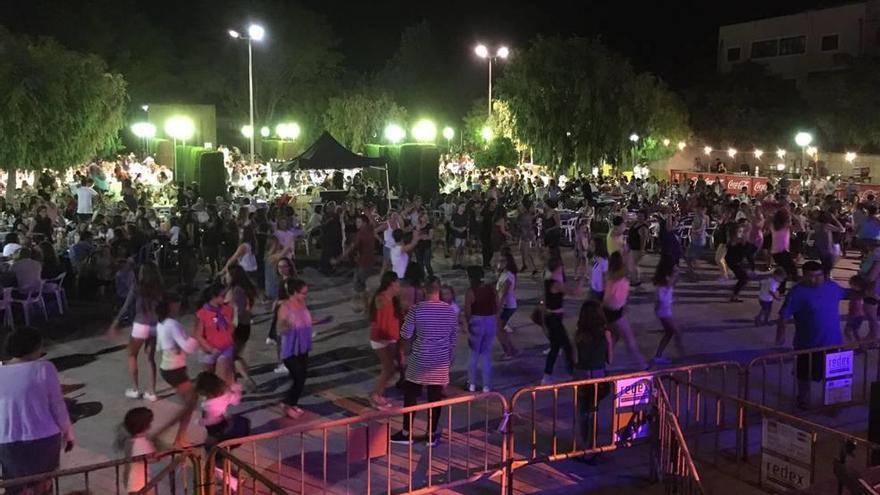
[
  {"xmin": 752, "ymin": 39, "xmax": 778, "ymax": 58},
  {"xmin": 821, "ymin": 34, "xmax": 839, "ymax": 51},
  {"xmin": 779, "ymin": 35, "xmax": 806, "ymax": 55},
  {"xmin": 727, "ymin": 47, "xmax": 741, "ymax": 62}
]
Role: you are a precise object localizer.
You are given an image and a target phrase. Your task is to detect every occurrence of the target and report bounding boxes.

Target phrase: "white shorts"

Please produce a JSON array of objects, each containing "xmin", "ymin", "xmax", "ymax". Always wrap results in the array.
[
  {"xmin": 454, "ymin": 238, "xmax": 467, "ymax": 248},
  {"xmin": 370, "ymin": 340, "xmax": 396, "ymax": 350},
  {"xmin": 131, "ymin": 323, "xmax": 156, "ymax": 340}
]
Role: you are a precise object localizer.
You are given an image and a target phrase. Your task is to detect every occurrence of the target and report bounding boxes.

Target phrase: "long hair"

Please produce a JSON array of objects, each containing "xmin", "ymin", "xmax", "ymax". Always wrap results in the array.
[
  {"xmin": 240, "ymin": 225, "xmax": 257, "ymax": 247},
  {"xmin": 467, "ymin": 265, "xmax": 484, "ymax": 289},
  {"xmin": 576, "ymin": 300, "xmax": 608, "ymax": 345},
  {"xmin": 370, "ymin": 271, "xmax": 400, "ymax": 320},
  {"xmin": 501, "ymin": 247, "xmax": 518, "ymax": 275},
  {"xmin": 137, "ymin": 261, "xmax": 164, "ymax": 302},
  {"xmin": 227, "ymin": 264, "xmax": 257, "ymax": 305},
  {"xmin": 607, "ymin": 252, "xmax": 627, "ymax": 280},
  {"xmin": 772, "ymin": 208, "xmax": 790, "ymax": 231}
]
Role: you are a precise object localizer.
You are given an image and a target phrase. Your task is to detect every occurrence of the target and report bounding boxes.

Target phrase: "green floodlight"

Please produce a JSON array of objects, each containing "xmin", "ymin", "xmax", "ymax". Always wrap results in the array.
[
  {"xmin": 241, "ymin": 125, "xmax": 254, "ymax": 138},
  {"xmin": 794, "ymin": 131, "xmax": 812, "ymax": 147},
  {"xmin": 384, "ymin": 123, "xmax": 406, "ymax": 143},
  {"xmin": 164, "ymin": 116, "xmax": 195, "ymax": 141},
  {"xmin": 481, "ymin": 126, "xmax": 494, "ymax": 142},
  {"xmin": 131, "ymin": 122, "xmax": 156, "ymax": 139},
  {"xmin": 412, "ymin": 119, "xmax": 437, "ymax": 142},
  {"xmin": 442, "ymin": 127, "xmax": 455, "ymax": 141},
  {"xmin": 276, "ymin": 122, "xmax": 301, "ymax": 140},
  {"xmin": 260, "ymin": 126, "xmax": 270, "ymax": 138}
]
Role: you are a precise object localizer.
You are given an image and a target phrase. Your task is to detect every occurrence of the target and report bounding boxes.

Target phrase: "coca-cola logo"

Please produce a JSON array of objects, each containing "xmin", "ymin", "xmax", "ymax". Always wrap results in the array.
[
  {"xmin": 861, "ymin": 190, "xmax": 878, "ymax": 199},
  {"xmin": 727, "ymin": 180, "xmax": 750, "ymax": 191},
  {"xmin": 753, "ymin": 182, "xmax": 768, "ymax": 192}
]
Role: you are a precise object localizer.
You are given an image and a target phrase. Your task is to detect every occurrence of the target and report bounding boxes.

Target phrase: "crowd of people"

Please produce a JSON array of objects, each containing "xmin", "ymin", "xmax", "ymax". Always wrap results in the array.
[{"xmin": 0, "ymin": 151, "xmax": 872, "ymax": 490}]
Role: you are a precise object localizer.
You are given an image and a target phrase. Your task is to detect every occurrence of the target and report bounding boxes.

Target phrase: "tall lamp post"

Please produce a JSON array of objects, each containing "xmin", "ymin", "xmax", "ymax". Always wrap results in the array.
[
  {"xmin": 229, "ymin": 24, "xmax": 265, "ymax": 166},
  {"xmin": 474, "ymin": 44, "xmax": 509, "ymax": 118},
  {"xmin": 794, "ymin": 132, "xmax": 812, "ymax": 175},
  {"xmin": 629, "ymin": 133, "xmax": 639, "ymax": 170}
]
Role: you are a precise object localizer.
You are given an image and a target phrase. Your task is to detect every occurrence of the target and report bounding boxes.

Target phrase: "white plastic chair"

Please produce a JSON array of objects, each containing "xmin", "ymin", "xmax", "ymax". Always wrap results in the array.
[
  {"xmin": 42, "ymin": 272, "xmax": 68, "ymax": 315},
  {"xmin": 561, "ymin": 217, "xmax": 578, "ymax": 243},
  {"xmin": 0, "ymin": 288, "xmax": 14, "ymax": 329},
  {"xmin": 12, "ymin": 282, "xmax": 48, "ymax": 326}
]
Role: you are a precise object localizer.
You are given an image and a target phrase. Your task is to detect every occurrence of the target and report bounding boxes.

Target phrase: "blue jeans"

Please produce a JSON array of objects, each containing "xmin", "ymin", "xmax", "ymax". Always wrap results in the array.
[
  {"xmin": 264, "ymin": 264, "xmax": 279, "ymax": 301},
  {"xmin": 468, "ymin": 315, "xmax": 496, "ymax": 388}
]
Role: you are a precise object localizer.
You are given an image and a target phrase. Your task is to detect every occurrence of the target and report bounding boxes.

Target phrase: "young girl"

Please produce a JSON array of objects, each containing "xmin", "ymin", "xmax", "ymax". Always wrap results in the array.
[
  {"xmin": 194, "ymin": 372, "xmax": 250, "ymax": 454},
  {"xmin": 845, "ymin": 275, "xmax": 867, "ymax": 342},
  {"xmin": 755, "ymin": 268, "xmax": 786, "ymax": 326},
  {"xmin": 590, "ymin": 236, "xmax": 609, "ymax": 302},
  {"xmin": 651, "ymin": 267, "xmax": 683, "ymax": 365},
  {"xmin": 464, "ymin": 266, "xmax": 499, "ymax": 393},
  {"xmin": 116, "ymin": 407, "xmax": 156, "ymax": 494},
  {"xmin": 603, "ymin": 252, "xmax": 648, "ymax": 370},
  {"xmin": 369, "ymin": 272, "xmax": 402, "ymax": 409},
  {"xmin": 194, "ymin": 282, "xmax": 236, "ymax": 386},
  {"xmin": 573, "ymin": 221, "xmax": 591, "ymax": 280},
  {"xmin": 224, "ymin": 265, "xmax": 258, "ymax": 391},
  {"xmin": 574, "ymin": 300, "xmax": 613, "ymax": 460},
  {"xmin": 154, "ymin": 293, "xmax": 200, "ymax": 447},
  {"xmin": 277, "ymin": 279, "xmax": 332, "ymax": 419}
]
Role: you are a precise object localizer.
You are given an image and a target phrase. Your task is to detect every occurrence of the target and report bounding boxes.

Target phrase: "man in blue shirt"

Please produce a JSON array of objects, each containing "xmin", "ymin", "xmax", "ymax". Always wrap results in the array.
[{"xmin": 776, "ymin": 261, "xmax": 845, "ymax": 408}]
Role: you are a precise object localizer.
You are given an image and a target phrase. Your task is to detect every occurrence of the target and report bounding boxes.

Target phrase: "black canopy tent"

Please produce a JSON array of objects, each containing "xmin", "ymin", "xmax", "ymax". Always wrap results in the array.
[{"xmin": 282, "ymin": 132, "xmax": 390, "ymax": 209}]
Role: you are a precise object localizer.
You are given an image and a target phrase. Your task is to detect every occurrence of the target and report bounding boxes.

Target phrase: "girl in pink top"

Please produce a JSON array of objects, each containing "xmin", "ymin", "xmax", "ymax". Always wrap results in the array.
[
  {"xmin": 602, "ymin": 252, "xmax": 647, "ymax": 370},
  {"xmin": 771, "ymin": 209, "xmax": 798, "ymax": 293}
]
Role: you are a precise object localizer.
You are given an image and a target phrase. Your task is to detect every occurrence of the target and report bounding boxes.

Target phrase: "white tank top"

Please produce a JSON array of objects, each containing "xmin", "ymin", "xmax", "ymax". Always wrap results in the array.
[
  {"xmin": 239, "ymin": 242, "xmax": 258, "ymax": 272},
  {"xmin": 383, "ymin": 222, "xmax": 396, "ymax": 249}
]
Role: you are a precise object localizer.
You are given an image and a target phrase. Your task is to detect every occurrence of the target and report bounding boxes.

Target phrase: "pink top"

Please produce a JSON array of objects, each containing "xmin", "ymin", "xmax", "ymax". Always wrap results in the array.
[
  {"xmin": 603, "ymin": 277, "xmax": 630, "ymax": 311},
  {"xmin": 771, "ymin": 227, "xmax": 790, "ymax": 254}
]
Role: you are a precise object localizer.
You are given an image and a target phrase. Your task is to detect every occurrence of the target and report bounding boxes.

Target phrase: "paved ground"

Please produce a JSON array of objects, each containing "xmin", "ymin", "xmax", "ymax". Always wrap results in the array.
[{"xmin": 6, "ymin": 246, "xmax": 868, "ymax": 493}]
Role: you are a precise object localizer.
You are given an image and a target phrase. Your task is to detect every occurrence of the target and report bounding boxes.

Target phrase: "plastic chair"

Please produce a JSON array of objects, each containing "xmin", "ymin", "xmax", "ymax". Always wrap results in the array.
[
  {"xmin": 561, "ymin": 217, "xmax": 578, "ymax": 243},
  {"xmin": 11, "ymin": 282, "xmax": 48, "ymax": 326},
  {"xmin": 42, "ymin": 272, "xmax": 68, "ymax": 315}
]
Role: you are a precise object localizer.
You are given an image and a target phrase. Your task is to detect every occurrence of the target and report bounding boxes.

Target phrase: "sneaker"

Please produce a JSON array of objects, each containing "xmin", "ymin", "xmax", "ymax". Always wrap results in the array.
[
  {"xmin": 273, "ymin": 364, "xmax": 287, "ymax": 374},
  {"xmin": 142, "ymin": 391, "xmax": 158, "ymax": 402},
  {"xmin": 124, "ymin": 389, "xmax": 141, "ymax": 399},
  {"xmin": 426, "ymin": 433, "xmax": 440, "ymax": 447},
  {"xmin": 265, "ymin": 337, "xmax": 275, "ymax": 346},
  {"xmin": 390, "ymin": 431, "xmax": 412, "ymax": 445},
  {"xmin": 467, "ymin": 383, "xmax": 476, "ymax": 393},
  {"xmin": 482, "ymin": 386, "xmax": 491, "ymax": 393},
  {"xmin": 504, "ymin": 325, "xmax": 514, "ymax": 334},
  {"xmin": 284, "ymin": 406, "xmax": 305, "ymax": 419},
  {"xmin": 542, "ymin": 348, "xmax": 551, "ymax": 355}
]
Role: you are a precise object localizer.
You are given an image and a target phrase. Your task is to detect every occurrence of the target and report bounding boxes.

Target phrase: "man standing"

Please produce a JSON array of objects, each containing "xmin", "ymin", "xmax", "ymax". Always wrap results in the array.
[
  {"xmin": 776, "ymin": 261, "xmax": 845, "ymax": 408},
  {"xmin": 391, "ymin": 277, "xmax": 458, "ymax": 446},
  {"xmin": 74, "ymin": 178, "xmax": 98, "ymax": 223},
  {"xmin": 336, "ymin": 214, "xmax": 376, "ymax": 313}
]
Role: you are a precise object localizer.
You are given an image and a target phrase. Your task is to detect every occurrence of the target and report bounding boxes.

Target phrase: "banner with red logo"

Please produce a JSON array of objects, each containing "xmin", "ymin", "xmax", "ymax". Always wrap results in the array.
[{"xmin": 669, "ymin": 170, "xmax": 769, "ymax": 195}]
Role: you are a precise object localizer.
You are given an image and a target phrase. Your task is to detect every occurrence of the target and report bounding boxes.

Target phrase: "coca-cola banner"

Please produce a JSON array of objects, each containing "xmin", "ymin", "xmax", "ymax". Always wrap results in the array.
[{"xmin": 669, "ymin": 170, "xmax": 769, "ymax": 195}]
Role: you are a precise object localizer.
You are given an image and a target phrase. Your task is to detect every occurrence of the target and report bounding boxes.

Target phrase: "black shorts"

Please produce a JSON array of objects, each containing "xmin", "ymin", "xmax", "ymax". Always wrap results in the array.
[
  {"xmin": 234, "ymin": 324, "xmax": 251, "ymax": 350},
  {"xmin": 603, "ymin": 306, "xmax": 624, "ymax": 323},
  {"xmin": 160, "ymin": 367, "xmax": 190, "ymax": 387}
]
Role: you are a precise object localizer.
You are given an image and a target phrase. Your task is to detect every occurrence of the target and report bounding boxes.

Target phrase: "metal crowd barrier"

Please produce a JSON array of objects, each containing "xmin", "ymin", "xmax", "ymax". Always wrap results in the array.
[
  {"xmin": 210, "ymin": 449, "xmax": 286, "ymax": 495},
  {"xmin": 744, "ymin": 341, "xmax": 880, "ymax": 413},
  {"xmin": 204, "ymin": 391, "xmax": 510, "ymax": 495},
  {"xmin": 654, "ymin": 379, "xmax": 706, "ymax": 495},
  {"xmin": 666, "ymin": 375, "xmax": 880, "ymax": 493},
  {"xmin": 0, "ymin": 448, "xmax": 200, "ymax": 495}
]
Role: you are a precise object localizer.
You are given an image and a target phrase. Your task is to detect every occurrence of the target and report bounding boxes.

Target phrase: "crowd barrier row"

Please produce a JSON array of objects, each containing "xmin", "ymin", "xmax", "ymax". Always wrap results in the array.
[{"xmin": 4, "ymin": 342, "xmax": 880, "ymax": 495}]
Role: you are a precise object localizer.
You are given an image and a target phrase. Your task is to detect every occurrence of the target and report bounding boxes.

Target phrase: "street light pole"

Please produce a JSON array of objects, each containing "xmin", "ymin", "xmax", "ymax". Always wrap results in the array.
[
  {"xmin": 475, "ymin": 44, "xmax": 508, "ymax": 119},
  {"xmin": 488, "ymin": 57, "xmax": 492, "ymax": 117},
  {"xmin": 247, "ymin": 38, "xmax": 255, "ymax": 167}
]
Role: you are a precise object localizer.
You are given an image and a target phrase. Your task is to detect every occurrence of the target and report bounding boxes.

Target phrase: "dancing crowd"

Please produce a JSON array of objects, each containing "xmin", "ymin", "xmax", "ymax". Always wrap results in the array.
[{"xmin": 0, "ymin": 155, "xmax": 869, "ymax": 491}]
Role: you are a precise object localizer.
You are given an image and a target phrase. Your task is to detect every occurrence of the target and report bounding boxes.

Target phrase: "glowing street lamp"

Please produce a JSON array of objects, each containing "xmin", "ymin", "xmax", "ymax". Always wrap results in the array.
[
  {"xmin": 474, "ymin": 43, "xmax": 510, "ymax": 117},
  {"xmin": 629, "ymin": 133, "xmax": 639, "ymax": 169},
  {"xmin": 384, "ymin": 123, "xmax": 405, "ymax": 144},
  {"xmin": 411, "ymin": 119, "xmax": 437, "ymax": 142},
  {"xmin": 703, "ymin": 146, "xmax": 712, "ymax": 155},
  {"xmin": 442, "ymin": 127, "xmax": 454, "ymax": 148},
  {"xmin": 776, "ymin": 149, "xmax": 786, "ymax": 159},
  {"xmin": 794, "ymin": 132, "xmax": 813, "ymax": 172},
  {"xmin": 481, "ymin": 126, "xmax": 494, "ymax": 142},
  {"xmin": 229, "ymin": 23, "xmax": 266, "ymax": 165},
  {"xmin": 662, "ymin": 138, "xmax": 671, "ymax": 147},
  {"xmin": 241, "ymin": 125, "xmax": 254, "ymax": 138},
  {"xmin": 754, "ymin": 149, "xmax": 763, "ymax": 159},
  {"xmin": 131, "ymin": 122, "xmax": 156, "ymax": 139},
  {"xmin": 677, "ymin": 141, "xmax": 686, "ymax": 151},
  {"xmin": 806, "ymin": 146, "xmax": 818, "ymax": 157},
  {"xmin": 727, "ymin": 147, "xmax": 737, "ymax": 158},
  {"xmin": 846, "ymin": 151, "xmax": 857, "ymax": 163},
  {"xmin": 260, "ymin": 126, "xmax": 270, "ymax": 138},
  {"xmin": 165, "ymin": 115, "xmax": 195, "ymax": 177},
  {"xmin": 275, "ymin": 123, "xmax": 301, "ymax": 140}
]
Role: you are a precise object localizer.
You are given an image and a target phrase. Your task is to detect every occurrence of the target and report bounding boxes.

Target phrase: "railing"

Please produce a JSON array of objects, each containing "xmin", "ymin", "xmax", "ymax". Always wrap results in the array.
[
  {"xmin": 665, "ymin": 375, "xmax": 880, "ymax": 493},
  {"xmin": 204, "ymin": 391, "xmax": 510, "ymax": 495},
  {"xmin": 133, "ymin": 450, "xmax": 202, "ymax": 495},
  {"xmin": 654, "ymin": 379, "xmax": 706, "ymax": 495},
  {"xmin": 744, "ymin": 341, "xmax": 880, "ymax": 413},
  {"xmin": 0, "ymin": 448, "xmax": 199, "ymax": 495},
  {"xmin": 209, "ymin": 449, "xmax": 287, "ymax": 495}
]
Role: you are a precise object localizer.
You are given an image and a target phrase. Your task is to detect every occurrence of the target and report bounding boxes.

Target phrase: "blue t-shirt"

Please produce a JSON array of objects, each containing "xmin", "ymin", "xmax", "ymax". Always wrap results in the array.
[{"xmin": 779, "ymin": 280, "xmax": 844, "ymax": 349}]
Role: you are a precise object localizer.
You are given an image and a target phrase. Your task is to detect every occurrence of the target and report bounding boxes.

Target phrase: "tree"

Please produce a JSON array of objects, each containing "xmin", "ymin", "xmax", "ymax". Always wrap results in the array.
[
  {"xmin": 323, "ymin": 91, "xmax": 408, "ymax": 153},
  {"xmin": 462, "ymin": 99, "xmax": 522, "ymax": 152},
  {"xmin": 475, "ymin": 137, "xmax": 518, "ymax": 169},
  {"xmin": 0, "ymin": 28, "xmax": 127, "ymax": 198},
  {"xmin": 686, "ymin": 62, "xmax": 806, "ymax": 149},
  {"xmin": 497, "ymin": 36, "xmax": 688, "ymax": 173}
]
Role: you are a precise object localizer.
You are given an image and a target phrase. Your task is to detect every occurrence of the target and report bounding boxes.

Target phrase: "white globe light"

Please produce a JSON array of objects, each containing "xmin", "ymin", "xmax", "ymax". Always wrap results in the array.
[
  {"xmin": 164, "ymin": 116, "xmax": 195, "ymax": 140},
  {"xmin": 703, "ymin": 146, "xmax": 712, "ymax": 155},
  {"xmin": 754, "ymin": 149, "xmax": 763, "ymax": 159},
  {"xmin": 776, "ymin": 149, "xmax": 787, "ymax": 158},
  {"xmin": 411, "ymin": 119, "xmax": 437, "ymax": 142},
  {"xmin": 260, "ymin": 126, "xmax": 270, "ymax": 138},
  {"xmin": 794, "ymin": 132, "xmax": 812, "ymax": 147},
  {"xmin": 384, "ymin": 124, "xmax": 405, "ymax": 143},
  {"xmin": 481, "ymin": 126, "xmax": 494, "ymax": 142},
  {"xmin": 276, "ymin": 123, "xmax": 301, "ymax": 140},
  {"xmin": 776, "ymin": 163, "xmax": 786, "ymax": 171},
  {"xmin": 846, "ymin": 151, "xmax": 857, "ymax": 163},
  {"xmin": 228, "ymin": 29, "xmax": 240, "ymax": 39},
  {"xmin": 727, "ymin": 147, "xmax": 737, "ymax": 158},
  {"xmin": 248, "ymin": 24, "xmax": 265, "ymax": 41},
  {"xmin": 496, "ymin": 46, "xmax": 510, "ymax": 59},
  {"xmin": 677, "ymin": 141, "xmax": 686, "ymax": 151},
  {"xmin": 662, "ymin": 138, "xmax": 670, "ymax": 147},
  {"xmin": 474, "ymin": 44, "xmax": 489, "ymax": 58},
  {"xmin": 241, "ymin": 125, "xmax": 253, "ymax": 138},
  {"xmin": 442, "ymin": 127, "xmax": 454, "ymax": 140},
  {"xmin": 629, "ymin": 133, "xmax": 639, "ymax": 142},
  {"xmin": 131, "ymin": 122, "xmax": 156, "ymax": 139}
]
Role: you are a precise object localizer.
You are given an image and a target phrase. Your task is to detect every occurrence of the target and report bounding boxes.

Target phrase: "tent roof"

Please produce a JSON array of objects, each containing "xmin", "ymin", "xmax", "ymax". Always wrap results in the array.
[{"xmin": 283, "ymin": 132, "xmax": 386, "ymax": 170}]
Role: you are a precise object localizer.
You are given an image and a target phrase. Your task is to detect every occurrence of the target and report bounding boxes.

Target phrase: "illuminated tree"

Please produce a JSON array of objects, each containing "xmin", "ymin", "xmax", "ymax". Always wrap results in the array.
[{"xmin": 323, "ymin": 92, "xmax": 407, "ymax": 153}]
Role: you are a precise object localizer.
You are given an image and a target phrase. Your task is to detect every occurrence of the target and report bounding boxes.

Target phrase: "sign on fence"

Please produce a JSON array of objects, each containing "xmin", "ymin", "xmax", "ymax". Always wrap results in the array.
[
  {"xmin": 760, "ymin": 417, "xmax": 815, "ymax": 492},
  {"xmin": 824, "ymin": 350, "xmax": 854, "ymax": 406},
  {"xmin": 615, "ymin": 376, "xmax": 652, "ymax": 408},
  {"xmin": 614, "ymin": 376, "xmax": 652, "ymax": 443}
]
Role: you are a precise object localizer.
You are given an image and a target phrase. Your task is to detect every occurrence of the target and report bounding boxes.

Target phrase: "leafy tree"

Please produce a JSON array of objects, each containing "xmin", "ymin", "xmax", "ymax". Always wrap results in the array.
[
  {"xmin": 686, "ymin": 62, "xmax": 806, "ymax": 149},
  {"xmin": 475, "ymin": 137, "xmax": 518, "ymax": 169},
  {"xmin": 0, "ymin": 28, "xmax": 127, "ymax": 197},
  {"xmin": 462, "ymin": 99, "xmax": 522, "ymax": 153},
  {"xmin": 323, "ymin": 91, "xmax": 407, "ymax": 153},
  {"xmin": 497, "ymin": 36, "xmax": 688, "ymax": 172}
]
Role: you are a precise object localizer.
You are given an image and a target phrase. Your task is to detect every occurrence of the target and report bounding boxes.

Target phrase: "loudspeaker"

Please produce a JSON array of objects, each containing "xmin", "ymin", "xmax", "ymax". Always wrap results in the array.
[{"xmin": 198, "ymin": 152, "xmax": 227, "ymax": 203}]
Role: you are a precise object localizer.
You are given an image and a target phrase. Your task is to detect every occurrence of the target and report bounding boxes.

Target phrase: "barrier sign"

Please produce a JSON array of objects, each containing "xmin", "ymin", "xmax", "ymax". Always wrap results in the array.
[
  {"xmin": 825, "ymin": 378, "xmax": 853, "ymax": 406},
  {"xmin": 825, "ymin": 350, "xmax": 854, "ymax": 379},
  {"xmin": 761, "ymin": 418, "xmax": 815, "ymax": 492},
  {"xmin": 615, "ymin": 376, "xmax": 652, "ymax": 408}
]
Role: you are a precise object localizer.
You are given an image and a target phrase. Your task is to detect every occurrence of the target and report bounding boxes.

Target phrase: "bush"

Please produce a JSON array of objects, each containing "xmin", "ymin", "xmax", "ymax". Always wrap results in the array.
[{"xmin": 475, "ymin": 137, "xmax": 518, "ymax": 169}]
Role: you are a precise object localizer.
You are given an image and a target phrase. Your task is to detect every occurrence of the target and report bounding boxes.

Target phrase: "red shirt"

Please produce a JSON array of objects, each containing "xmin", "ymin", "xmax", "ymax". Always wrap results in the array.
[
  {"xmin": 197, "ymin": 304, "xmax": 234, "ymax": 350},
  {"xmin": 354, "ymin": 225, "xmax": 375, "ymax": 268}
]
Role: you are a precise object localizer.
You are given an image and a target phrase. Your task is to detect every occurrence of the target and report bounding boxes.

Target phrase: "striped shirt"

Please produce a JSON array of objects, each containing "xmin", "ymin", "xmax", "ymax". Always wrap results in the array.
[{"xmin": 401, "ymin": 300, "xmax": 458, "ymax": 385}]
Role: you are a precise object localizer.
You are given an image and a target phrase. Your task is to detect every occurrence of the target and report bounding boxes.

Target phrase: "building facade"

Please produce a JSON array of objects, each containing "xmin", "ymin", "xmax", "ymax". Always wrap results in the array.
[{"xmin": 717, "ymin": 1, "xmax": 880, "ymax": 80}]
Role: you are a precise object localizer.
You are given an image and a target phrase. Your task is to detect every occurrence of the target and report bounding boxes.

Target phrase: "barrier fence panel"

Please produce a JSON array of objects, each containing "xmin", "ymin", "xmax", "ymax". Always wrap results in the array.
[
  {"xmin": 654, "ymin": 379, "xmax": 706, "ymax": 495},
  {"xmin": 211, "ymin": 449, "xmax": 286, "ymax": 495},
  {"xmin": 665, "ymin": 376, "xmax": 880, "ymax": 494},
  {"xmin": 507, "ymin": 362, "xmax": 740, "ymax": 493},
  {"xmin": 205, "ymin": 392, "xmax": 509, "ymax": 495},
  {"xmin": 745, "ymin": 342, "xmax": 880, "ymax": 414},
  {"xmin": 0, "ymin": 449, "xmax": 200, "ymax": 495}
]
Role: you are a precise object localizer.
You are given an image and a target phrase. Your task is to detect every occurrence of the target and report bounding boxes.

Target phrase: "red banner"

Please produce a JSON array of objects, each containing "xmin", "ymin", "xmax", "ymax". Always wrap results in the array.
[{"xmin": 669, "ymin": 170, "xmax": 769, "ymax": 195}]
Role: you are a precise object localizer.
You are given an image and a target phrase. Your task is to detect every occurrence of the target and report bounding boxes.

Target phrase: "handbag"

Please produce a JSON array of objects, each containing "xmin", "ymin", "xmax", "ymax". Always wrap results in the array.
[{"xmin": 529, "ymin": 301, "xmax": 545, "ymax": 327}]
